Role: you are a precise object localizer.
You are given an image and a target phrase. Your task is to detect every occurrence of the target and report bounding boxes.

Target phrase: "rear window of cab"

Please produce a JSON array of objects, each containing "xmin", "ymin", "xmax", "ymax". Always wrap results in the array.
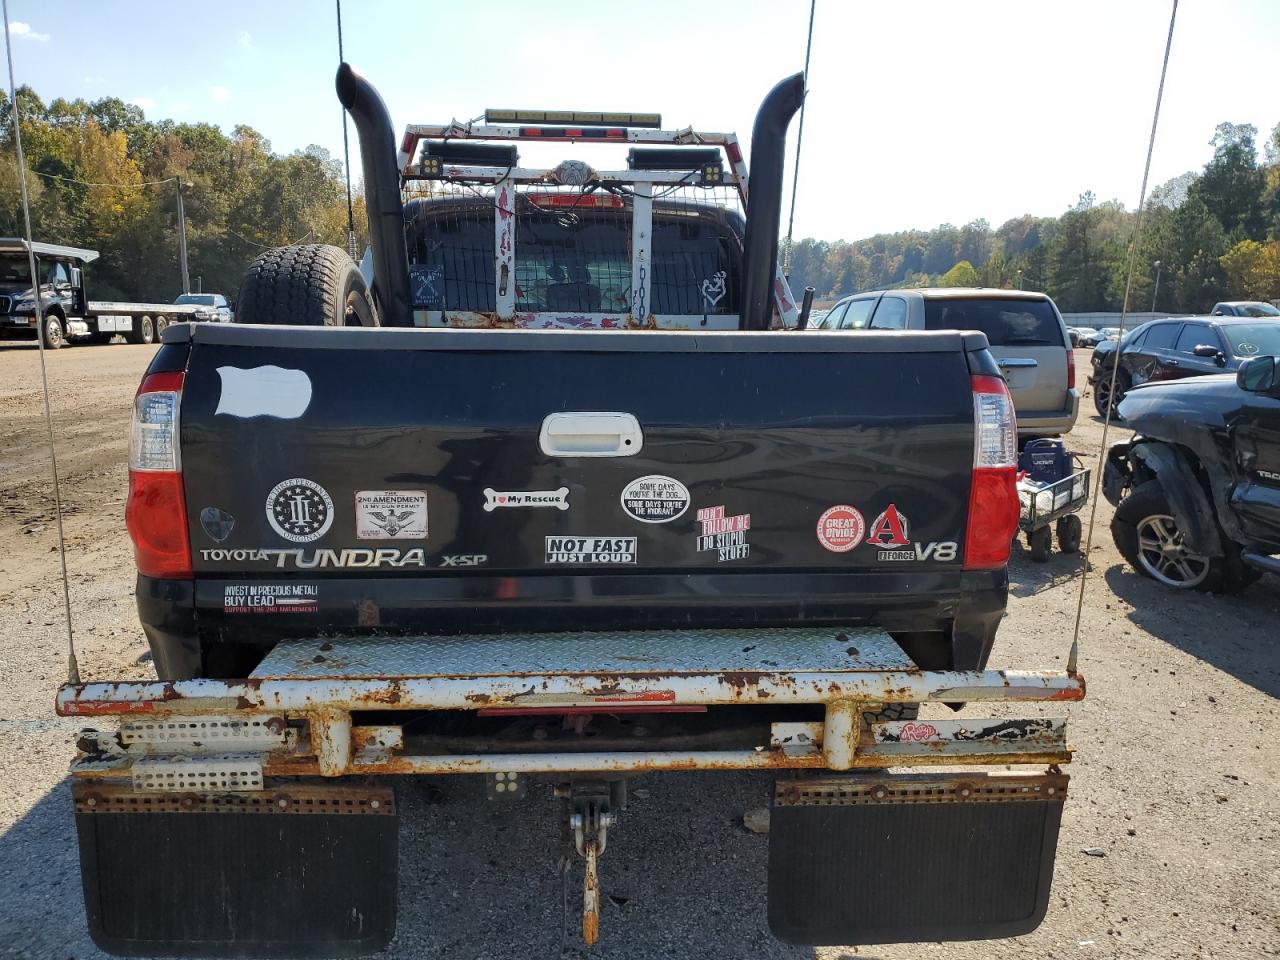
[{"xmin": 924, "ymin": 298, "xmax": 1064, "ymax": 347}]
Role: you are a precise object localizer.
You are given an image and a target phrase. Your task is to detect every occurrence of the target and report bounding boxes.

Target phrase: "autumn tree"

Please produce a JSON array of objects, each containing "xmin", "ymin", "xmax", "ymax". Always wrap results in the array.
[{"xmin": 939, "ymin": 260, "xmax": 978, "ymax": 287}]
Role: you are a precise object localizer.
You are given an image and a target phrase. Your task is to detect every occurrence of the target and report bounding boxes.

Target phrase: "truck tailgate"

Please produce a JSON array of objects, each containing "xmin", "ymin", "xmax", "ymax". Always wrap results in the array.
[{"xmin": 177, "ymin": 326, "xmax": 978, "ymax": 578}]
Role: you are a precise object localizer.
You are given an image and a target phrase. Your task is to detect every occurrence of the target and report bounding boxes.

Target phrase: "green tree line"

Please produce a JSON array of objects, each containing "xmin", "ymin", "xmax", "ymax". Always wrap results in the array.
[
  {"xmin": 0, "ymin": 87, "xmax": 364, "ymax": 301},
  {"xmin": 788, "ymin": 121, "xmax": 1280, "ymax": 313},
  {"xmin": 3, "ymin": 85, "xmax": 1277, "ymax": 314}
]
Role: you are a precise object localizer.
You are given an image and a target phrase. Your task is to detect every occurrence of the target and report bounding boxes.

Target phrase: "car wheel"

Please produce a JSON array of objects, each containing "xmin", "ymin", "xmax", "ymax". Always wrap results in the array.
[
  {"xmin": 1112, "ymin": 480, "xmax": 1257, "ymax": 593},
  {"xmin": 41, "ymin": 314, "xmax": 66, "ymax": 349},
  {"xmin": 1093, "ymin": 367, "xmax": 1131, "ymax": 418}
]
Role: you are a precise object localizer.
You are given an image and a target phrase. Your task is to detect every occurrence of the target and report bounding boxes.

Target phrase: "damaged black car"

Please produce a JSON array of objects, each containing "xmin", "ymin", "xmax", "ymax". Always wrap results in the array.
[{"xmin": 1105, "ymin": 354, "xmax": 1280, "ymax": 591}]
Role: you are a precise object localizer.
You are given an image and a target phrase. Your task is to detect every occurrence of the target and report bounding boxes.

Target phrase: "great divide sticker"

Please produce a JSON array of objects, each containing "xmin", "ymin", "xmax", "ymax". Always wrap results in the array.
[
  {"xmin": 620, "ymin": 475, "xmax": 690, "ymax": 523},
  {"xmin": 266, "ymin": 478, "xmax": 335, "ymax": 543},
  {"xmin": 355, "ymin": 490, "xmax": 428, "ymax": 539},
  {"xmin": 816, "ymin": 504, "xmax": 866, "ymax": 553}
]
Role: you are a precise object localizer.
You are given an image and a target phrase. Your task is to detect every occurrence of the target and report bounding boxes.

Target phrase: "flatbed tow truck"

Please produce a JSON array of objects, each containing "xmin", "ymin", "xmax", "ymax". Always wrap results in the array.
[
  {"xmin": 55, "ymin": 64, "xmax": 1086, "ymax": 957},
  {"xmin": 0, "ymin": 239, "xmax": 199, "ymax": 347}
]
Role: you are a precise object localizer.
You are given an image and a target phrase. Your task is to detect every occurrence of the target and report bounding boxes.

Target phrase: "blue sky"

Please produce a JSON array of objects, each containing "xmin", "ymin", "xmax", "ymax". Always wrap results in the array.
[{"xmin": 4, "ymin": 0, "xmax": 1279, "ymax": 241}]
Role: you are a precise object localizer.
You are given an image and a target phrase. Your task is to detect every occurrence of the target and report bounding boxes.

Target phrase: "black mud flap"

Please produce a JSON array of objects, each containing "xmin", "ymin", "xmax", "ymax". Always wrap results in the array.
[
  {"xmin": 768, "ymin": 771, "xmax": 1067, "ymax": 946},
  {"xmin": 73, "ymin": 782, "xmax": 398, "ymax": 958}
]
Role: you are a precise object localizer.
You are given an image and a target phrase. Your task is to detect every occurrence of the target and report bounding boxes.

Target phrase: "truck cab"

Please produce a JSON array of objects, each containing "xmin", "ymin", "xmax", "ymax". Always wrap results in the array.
[{"xmin": 0, "ymin": 239, "xmax": 95, "ymax": 348}]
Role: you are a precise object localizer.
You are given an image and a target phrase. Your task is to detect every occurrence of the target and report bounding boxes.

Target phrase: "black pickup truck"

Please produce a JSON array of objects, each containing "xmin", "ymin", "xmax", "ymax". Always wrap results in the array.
[{"xmin": 62, "ymin": 64, "xmax": 1082, "ymax": 959}]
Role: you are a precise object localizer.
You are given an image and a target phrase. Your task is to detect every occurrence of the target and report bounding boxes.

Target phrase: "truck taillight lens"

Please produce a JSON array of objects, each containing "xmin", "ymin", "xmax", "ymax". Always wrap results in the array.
[
  {"xmin": 965, "ymin": 374, "xmax": 1020, "ymax": 570},
  {"xmin": 126, "ymin": 371, "xmax": 191, "ymax": 578},
  {"xmin": 1066, "ymin": 349, "xmax": 1076, "ymax": 390}
]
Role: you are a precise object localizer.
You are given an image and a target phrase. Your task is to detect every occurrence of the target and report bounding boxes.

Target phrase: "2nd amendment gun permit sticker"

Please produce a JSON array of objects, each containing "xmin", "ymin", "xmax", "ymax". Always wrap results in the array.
[
  {"xmin": 620, "ymin": 475, "xmax": 690, "ymax": 523},
  {"xmin": 545, "ymin": 537, "xmax": 637, "ymax": 564},
  {"xmin": 356, "ymin": 490, "xmax": 428, "ymax": 539}
]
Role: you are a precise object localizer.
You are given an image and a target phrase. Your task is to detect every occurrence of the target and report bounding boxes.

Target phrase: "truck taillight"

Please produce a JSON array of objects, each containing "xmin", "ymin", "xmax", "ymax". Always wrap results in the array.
[
  {"xmin": 964, "ymin": 374, "xmax": 1020, "ymax": 570},
  {"xmin": 126, "ymin": 371, "xmax": 191, "ymax": 579},
  {"xmin": 1066, "ymin": 349, "xmax": 1076, "ymax": 390}
]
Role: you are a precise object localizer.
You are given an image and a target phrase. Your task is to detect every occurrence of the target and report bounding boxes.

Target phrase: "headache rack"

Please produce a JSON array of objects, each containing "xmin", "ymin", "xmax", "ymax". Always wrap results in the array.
[
  {"xmin": 395, "ymin": 118, "xmax": 799, "ymax": 331},
  {"xmin": 337, "ymin": 63, "xmax": 805, "ymax": 332}
]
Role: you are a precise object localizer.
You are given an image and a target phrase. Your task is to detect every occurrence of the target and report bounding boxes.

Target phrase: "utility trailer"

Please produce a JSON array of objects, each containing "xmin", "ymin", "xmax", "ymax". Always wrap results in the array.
[
  {"xmin": 57, "ymin": 63, "xmax": 1087, "ymax": 957},
  {"xmin": 0, "ymin": 239, "xmax": 199, "ymax": 348}
]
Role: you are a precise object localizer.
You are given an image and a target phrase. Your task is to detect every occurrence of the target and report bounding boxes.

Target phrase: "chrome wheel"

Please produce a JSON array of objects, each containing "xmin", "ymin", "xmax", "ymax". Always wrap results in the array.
[
  {"xmin": 44, "ymin": 316, "xmax": 64, "ymax": 347},
  {"xmin": 1135, "ymin": 514, "xmax": 1209, "ymax": 587}
]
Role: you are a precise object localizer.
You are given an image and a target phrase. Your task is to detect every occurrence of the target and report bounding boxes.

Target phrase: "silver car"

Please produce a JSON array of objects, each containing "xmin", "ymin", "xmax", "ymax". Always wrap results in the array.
[
  {"xmin": 811, "ymin": 288, "xmax": 1079, "ymax": 438},
  {"xmin": 175, "ymin": 292, "xmax": 234, "ymax": 323}
]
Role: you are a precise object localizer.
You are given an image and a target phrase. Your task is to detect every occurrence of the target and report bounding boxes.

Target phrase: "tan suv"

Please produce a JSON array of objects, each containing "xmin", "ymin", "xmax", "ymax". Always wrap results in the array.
[{"xmin": 811, "ymin": 288, "xmax": 1079, "ymax": 438}]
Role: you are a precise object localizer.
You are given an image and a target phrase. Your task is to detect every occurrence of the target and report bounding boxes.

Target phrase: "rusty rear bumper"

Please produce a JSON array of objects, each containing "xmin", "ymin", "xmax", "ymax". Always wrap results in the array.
[{"xmin": 58, "ymin": 627, "xmax": 1082, "ymax": 777}]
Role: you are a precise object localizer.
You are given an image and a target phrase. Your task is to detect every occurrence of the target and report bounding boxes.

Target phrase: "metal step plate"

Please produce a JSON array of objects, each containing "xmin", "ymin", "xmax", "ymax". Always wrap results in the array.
[
  {"xmin": 74, "ymin": 782, "xmax": 397, "ymax": 958},
  {"xmin": 251, "ymin": 626, "xmax": 911, "ymax": 679},
  {"xmin": 768, "ymin": 772, "xmax": 1067, "ymax": 945}
]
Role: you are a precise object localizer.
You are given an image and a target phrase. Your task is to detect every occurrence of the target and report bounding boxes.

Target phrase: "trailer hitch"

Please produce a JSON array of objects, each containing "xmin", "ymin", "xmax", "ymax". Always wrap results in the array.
[{"xmin": 557, "ymin": 781, "xmax": 622, "ymax": 945}]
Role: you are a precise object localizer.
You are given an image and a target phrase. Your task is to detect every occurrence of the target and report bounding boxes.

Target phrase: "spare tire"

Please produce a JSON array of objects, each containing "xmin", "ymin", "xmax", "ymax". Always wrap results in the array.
[{"xmin": 235, "ymin": 243, "xmax": 376, "ymax": 326}]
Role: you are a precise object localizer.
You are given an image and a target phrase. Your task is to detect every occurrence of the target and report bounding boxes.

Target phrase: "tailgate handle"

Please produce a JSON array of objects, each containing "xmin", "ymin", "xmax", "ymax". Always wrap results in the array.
[
  {"xmin": 997, "ymin": 358, "xmax": 1039, "ymax": 368},
  {"xmin": 540, "ymin": 412, "xmax": 643, "ymax": 458}
]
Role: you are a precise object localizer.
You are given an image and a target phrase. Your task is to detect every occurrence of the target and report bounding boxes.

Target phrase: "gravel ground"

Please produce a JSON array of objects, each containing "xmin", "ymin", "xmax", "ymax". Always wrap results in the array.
[{"xmin": 0, "ymin": 342, "xmax": 1276, "ymax": 959}]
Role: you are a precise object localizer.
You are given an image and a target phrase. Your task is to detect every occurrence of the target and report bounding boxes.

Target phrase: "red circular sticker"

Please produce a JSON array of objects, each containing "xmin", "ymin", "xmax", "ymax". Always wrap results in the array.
[{"xmin": 816, "ymin": 505, "xmax": 866, "ymax": 553}]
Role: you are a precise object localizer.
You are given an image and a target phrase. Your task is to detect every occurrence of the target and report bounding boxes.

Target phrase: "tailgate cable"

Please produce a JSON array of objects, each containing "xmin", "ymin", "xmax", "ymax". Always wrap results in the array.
[
  {"xmin": 781, "ymin": 0, "xmax": 816, "ymax": 280},
  {"xmin": 1069, "ymin": 0, "xmax": 1179, "ymax": 675},
  {"xmin": 3, "ymin": 0, "xmax": 80, "ymax": 684},
  {"xmin": 335, "ymin": 0, "xmax": 358, "ymax": 261}
]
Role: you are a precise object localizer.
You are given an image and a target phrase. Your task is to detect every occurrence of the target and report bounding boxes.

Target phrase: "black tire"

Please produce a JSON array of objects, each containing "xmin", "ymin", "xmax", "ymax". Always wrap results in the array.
[
  {"xmin": 40, "ymin": 312, "xmax": 66, "ymax": 349},
  {"xmin": 1112, "ymin": 479, "xmax": 1258, "ymax": 594},
  {"xmin": 865, "ymin": 702, "xmax": 919, "ymax": 723},
  {"xmin": 1056, "ymin": 514, "xmax": 1083, "ymax": 554},
  {"xmin": 155, "ymin": 315, "xmax": 169, "ymax": 338},
  {"xmin": 236, "ymin": 243, "xmax": 375, "ymax": 327},
  {"xmin": 1093, "ymin": 366, "xmax": 1131, "ymax": 418},
  {"xmin": 126, "ymin": 316, "xmax": 155, "ymax": 345},
  {"xmin": 1028, "ymin": 525, "xmax": 1053, "ymax": 562}
]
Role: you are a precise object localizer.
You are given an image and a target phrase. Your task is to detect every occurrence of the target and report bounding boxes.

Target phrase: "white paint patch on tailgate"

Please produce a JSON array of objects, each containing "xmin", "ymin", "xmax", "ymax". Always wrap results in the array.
[{"xmin": 215, "ymin": 365, "xmax": 311, "ymax": 419}]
